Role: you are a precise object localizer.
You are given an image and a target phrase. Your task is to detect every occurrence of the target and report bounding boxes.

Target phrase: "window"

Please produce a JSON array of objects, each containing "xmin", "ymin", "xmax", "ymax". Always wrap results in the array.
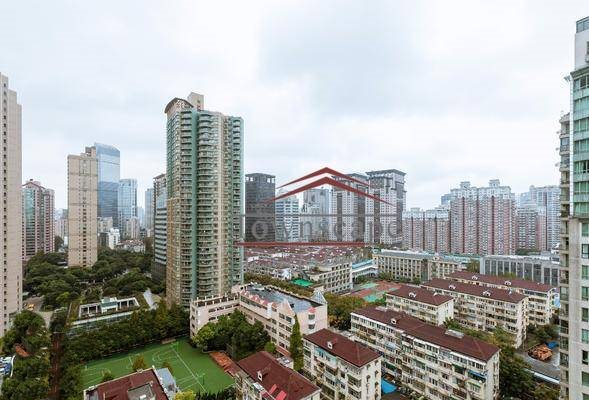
[
  {"xmin": 584, "ymin": 223, "xmax": 589, "ymax": 237},
  {"xmin": 576, "ymin": 183, "xmax": 589, "ymax": 195},
  {"xmin": 584, "ymin": 308, "xmax": 589, "ymax": 322},
  {"xmin": 583, "ymin": 287, "xmax": 589, "ymax": 301},
  {"xmin": 576, "ymin": 118, "xmax": 589, "ymax": 133},
  {"xmin": 576, "ymin": 138, "xmax": 589, "ymax": 152},
  {"xmin": 584, "ymin": 245, "xmax": 589, "ymax": 259},
  {"xmin": 575, "ymin": 76, "xmax": 589, "ymax": 91},
  {"xmin": 583, "ymin": 371, "xmax": 589, "ymax": 387},
  {"xmin": 584, "ymin": 350, "xmax": 589, "ymax": 365},
  {"xmin": 575, "ymin": 161, "xmax": 589, "ymax": 175},
  {"xmin": 583, "ymin": 329, "xmax": 589, "ymax": 344}
]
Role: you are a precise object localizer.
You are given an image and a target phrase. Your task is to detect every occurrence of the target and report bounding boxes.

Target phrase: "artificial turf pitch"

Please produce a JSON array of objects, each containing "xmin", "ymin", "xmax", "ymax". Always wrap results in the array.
[{"xmin": 82, "ymin": 338, "xmax": 234, "ymax": 393}]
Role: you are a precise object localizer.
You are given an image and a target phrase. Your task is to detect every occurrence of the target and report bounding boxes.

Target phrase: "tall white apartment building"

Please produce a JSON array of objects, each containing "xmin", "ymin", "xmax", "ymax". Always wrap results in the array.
[
  {"xmin": 303, "ymin": 329, "xmax": 381, "ymax": 400},
  {"xmin": 67, "ymin": 146, "xmax": 98, "ymax": 268},
  {"xmin": 374, "ymin": 250, "xmax": 467, "ymax": 283},
  {"xmin": 559, "ymin": 16, "xmax": 589, "ymax": 399},
  {"xmin": 385, "ymin": 284, "xmax": 454, "ymax": 326},
  {"xmin": 275, "ymin": 190, "xmax": 300, "ymax": 242},
  {"xmin": 190, "ymin": 283, "xmax": 328, "ymax": 352},
  {"xmin": 300, "ymin": 188, "xmax": 330, "ymax": 242},
  {"xmin": 449, "ymin": 180, "xmax": 516, "ymax": 255},
  {"xmin": 330, "ymin": 174, "xmax": 368, "ymax": 243},
  {"xmin": 351, "ymin": 306, "xmax": 500, "ymax": 400},
  {"xmin": 447, "ymin": 271, "xmax": 557, "ymax": 326},
  {"xmin": 0, "ymin": 73, "xmax": 22, "ymax": 334},
  {"xmin": 526, "ymin": 185, "xmax": 560, "ymax": 251},
  {"xmin": 364, "ymin": 170, "xmax": 406, "ymax": 246},
  {"xmin": 422, "ymin": 279, "xmax": 528, "ymax": 348},
  {"xmin": 402, "ymin": 207, "xmax": 450, "ymax": 253}
]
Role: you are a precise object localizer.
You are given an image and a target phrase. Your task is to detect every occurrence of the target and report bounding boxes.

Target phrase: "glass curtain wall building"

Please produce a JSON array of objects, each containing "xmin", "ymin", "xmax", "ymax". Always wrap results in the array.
[
  {"xmin": 94, "ymin": 143, "xmax": 120, "ymax": 227},
  {"xmin": 118, "ymin": 178, "xmax": 137, "ymax": 239}
]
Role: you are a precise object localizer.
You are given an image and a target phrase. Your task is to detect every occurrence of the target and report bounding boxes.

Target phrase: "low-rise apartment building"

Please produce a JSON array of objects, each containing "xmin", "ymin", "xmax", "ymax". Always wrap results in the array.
[
  {"xmin": 448, "ymin": 271, "xmax": 557, "ymax": 326},
  {"xmin": 306, "ymin": 261, "xmax": 352, "ymax": 294},
  {"xmin": 303, "ymin": 329, "xmax": 381, "ymax": 400},
  {"xmin": 422, "ymin": 279, "xmax": 528, "ymax": 348},
  {"xmin": 374, "ymin": 250, "xmax": 467, "ymax": 283},
  {"xmin": 479, "ymin": 253, "xmax": 559, "ymax": 287},
  {"xmin": 190, "ymin": 283, "xmax": 328, "ymax": 352},
  {"xmin": 351, "ymin": 306, "xmax": 500, "ymax": 400},
  {"xmin": 236, "ymin": 351, "xmax": 321, "ymax": 400},
  {"xmin": 385, "ymin": 284, "xmax": 454, "ymax": 326}
]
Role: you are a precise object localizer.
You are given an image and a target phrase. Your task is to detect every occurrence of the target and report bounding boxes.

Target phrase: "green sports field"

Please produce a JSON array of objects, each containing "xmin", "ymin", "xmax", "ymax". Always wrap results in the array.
[{"xmin": 82, "ymin": 338, "xmax": 234, "ymax": 393}]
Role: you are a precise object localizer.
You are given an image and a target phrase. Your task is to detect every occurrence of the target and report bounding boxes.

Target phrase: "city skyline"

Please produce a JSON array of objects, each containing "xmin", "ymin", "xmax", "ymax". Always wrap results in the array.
[{"xmin": 0, "ymin": 1, "xmax": 583, "ymax": 210}]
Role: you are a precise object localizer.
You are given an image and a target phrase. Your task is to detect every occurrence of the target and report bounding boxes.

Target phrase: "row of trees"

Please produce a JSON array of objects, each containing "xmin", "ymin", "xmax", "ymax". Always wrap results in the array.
[
  {"xmin": 0, "ymin": 311, "xmax": 51, "ymax": 400},
  {"xmin": 192, "ymin": 311, "xmax": 270, "ymax": 361},
  {"xmin": 444, "ymin": 320, "xmax": 559, "ymax": 400},
  {"xmin": 174, "ymin": 387, "xmax": 236, "ymax": 400},
  {"xmin": 24, "ymin": 249, "xmax": 161, "ymax": 310},
  {"xmin": 66, "ymin": 303, "xmax": 188, "ymax": 361}
]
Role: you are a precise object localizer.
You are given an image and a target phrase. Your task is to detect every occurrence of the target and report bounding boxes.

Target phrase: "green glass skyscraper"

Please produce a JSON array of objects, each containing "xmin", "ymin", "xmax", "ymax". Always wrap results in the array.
[{"xmin": 164, "ymin": 93, "xmax": 243, "ymax": 307}]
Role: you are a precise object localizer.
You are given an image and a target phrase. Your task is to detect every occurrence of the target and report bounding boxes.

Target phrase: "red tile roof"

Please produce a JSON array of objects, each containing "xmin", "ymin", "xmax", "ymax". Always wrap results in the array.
[
  {"xmin": 353, "ymin": 306, "xmax": 499, "ymax": 362},
  {"xmin": 447, "ymin": 271, "xmax": 555, "ymax": 293},
  {"xmin": 84, "ymin": 369, "xmax": 167, "ymax": 400},
  {"xmin": 422, "ymin": 279, "xmax": 527, "ymax": 303},
  {"xmin": 387, "ymin": 284, "xmax": 453, "ymax": 306},
  {"xmin": 237, "ymin": 351, "xmax": 320, "ymax": 400},
  {"xmin": 304, "ymin": 329, "xmax": 380, "ymax": 367}
]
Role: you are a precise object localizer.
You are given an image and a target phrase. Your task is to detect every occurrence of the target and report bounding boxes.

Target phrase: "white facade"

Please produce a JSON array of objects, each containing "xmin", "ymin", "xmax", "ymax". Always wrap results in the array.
[
  {"xmin": 306, "ymin": 261, "xmax": 352, "ymax": 294},
  {"xmin": 385, "ymin": 285, "xmax": 454, "ymax": 326},
  {"xmin": 303, "ymin": 329, "xmax": 381, "ymax": 400},
  {"xmin": 190, "ymin": 283, "xmax": 328, "ymax": 352}
]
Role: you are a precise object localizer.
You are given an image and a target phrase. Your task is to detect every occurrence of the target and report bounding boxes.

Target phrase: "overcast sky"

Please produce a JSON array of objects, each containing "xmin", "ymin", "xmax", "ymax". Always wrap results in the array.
[{"xmin": 0, "ymin": 1, "xmax": 585, "ymax": 209}]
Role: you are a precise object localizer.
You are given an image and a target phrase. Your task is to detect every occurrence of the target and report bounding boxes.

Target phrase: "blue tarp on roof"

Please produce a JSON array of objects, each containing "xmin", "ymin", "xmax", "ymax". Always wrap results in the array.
[{"xmin": 381, "ymin": 379, "xmax": 397, "ymax": 394}]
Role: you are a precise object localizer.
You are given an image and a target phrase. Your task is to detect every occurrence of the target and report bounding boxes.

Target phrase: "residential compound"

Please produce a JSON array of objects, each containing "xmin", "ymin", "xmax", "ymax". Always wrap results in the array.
[
  {"xmin": 351, "ymin": 306, "xmax": 500, "ymax": 400},
  {"xmin": 165, "ymin": 93, "xmax": 243, "ymax": 306},
  {"xmin": 422, "ymin": 279, "xmax": 528, "ymax": 348},
  {"xmin": 0, "ymin": 73, "xmax": 22, "ymax": 334},
  {"xmin": 190, "ymin": 283, "xmax": 328, "ymax": 352},
  {"xmin": 374, "ymin": 250, "xmax": 468, "ymax": 282},
  {"xmin": 303, "ymin": 329, "xmax": 381, "ymax": 400},
  {"xmin": 559, "ymin": 16, "xmax": 589, "ymax": 399},
  {"xmin": 515, "ymin": 203, "xmax": 547, "ymax": 252},
  {"xmin": 447, "ymin": 271, "xmax": 557, "ymax": 326},
  {"xmin": 480, "ymin": 253, "xmax": 560, "ymax": 287},
  {"xmin": 329, "ymin": 170, "xmax": 406, "ymax": 246},
  {"xmin": 236, "ymin": 351, "xmax": 320, "ymax": 400},
  {"xmin": 402, "ymin": 207, "xmax": 450, "ymax": 253},
  {"xmin": 385, "ymin": 284, "xmax": 454, "ymax": 326},
  {"xmin": 67, "ymin": 146, "xmax": 98, "ymax": 267},
  {"xmin": 449, "ymin": 180, "xmax": 516, "ymax": 255},
  {"xmin": 21, "ymin": 179, "xmax": 54, "ymax": 262},
  {"xmin": 245, "ymin": 173, "xmax": 275, "ymax": 242}
]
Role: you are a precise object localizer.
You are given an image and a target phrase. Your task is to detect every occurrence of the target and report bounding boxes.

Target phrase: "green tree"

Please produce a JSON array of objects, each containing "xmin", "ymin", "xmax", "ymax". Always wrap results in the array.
[
  {"xmin": 466, "ymin": 259, "xmax": 479, "ymax": 272},
  {"xmin": 101, "ymin": 371, "xmax": 114, "ymax": 382},
  {"xmin": 264, "ymin": 341, "xmax": 276, "ymax": 354},
  {"xmin": 174, "ymin": 391, "xmax": 196, "ymax": 400},
  {"xmin": 132, "ymin": 355, "xmax": 147, "ymax": 372},
  {"xmin": 192, "ymin": 324, "xmax": 215, "ymax": 352},
  {"xmin": 325, "ymin": 294, "xmax": 366, "ymax": 330},
  {"xmin": 289, "ymin": 316, "xmax": 303, "ymax": 371},
  {"xmin": 533, "ymin": 384, "xmax": 559, "ymax": 400},
  {"xmin": 54, "ymin": 235, "xmax": 64, "ymax": 251}
]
